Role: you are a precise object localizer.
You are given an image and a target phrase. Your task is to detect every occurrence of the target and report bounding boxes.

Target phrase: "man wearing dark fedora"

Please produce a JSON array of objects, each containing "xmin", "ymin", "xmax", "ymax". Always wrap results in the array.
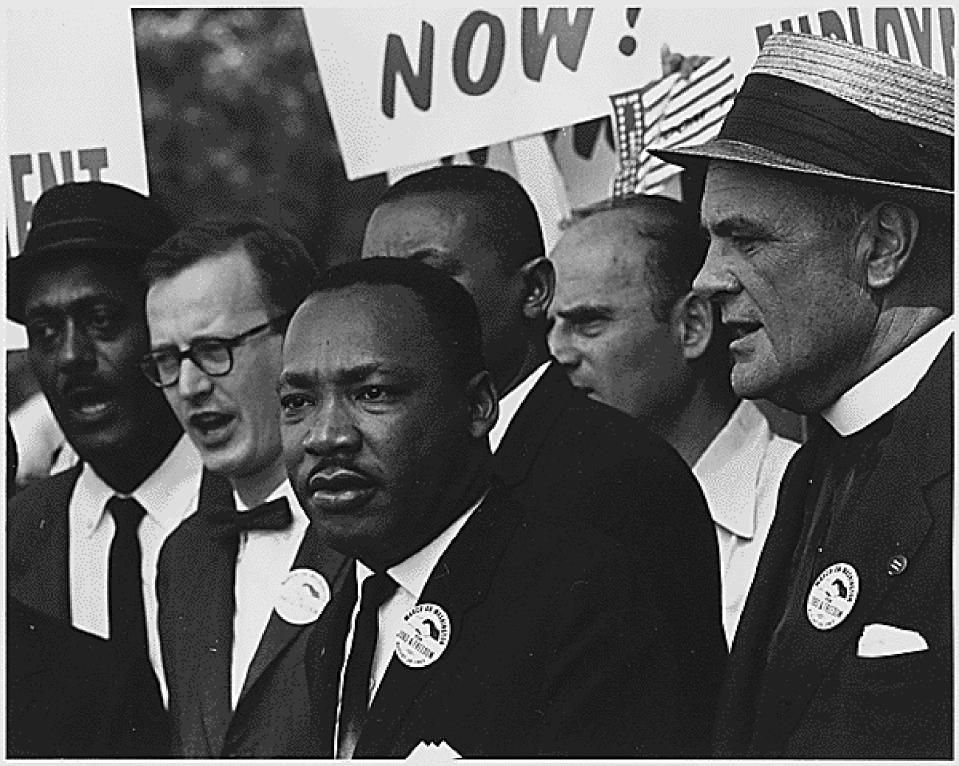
[
  {"xmin": 654, "ymin": 32, "xmax": 953, "ymax": 759},
  {"xmin": 6, "ymin": 181, "xmax": 223, "ymax": 757}
]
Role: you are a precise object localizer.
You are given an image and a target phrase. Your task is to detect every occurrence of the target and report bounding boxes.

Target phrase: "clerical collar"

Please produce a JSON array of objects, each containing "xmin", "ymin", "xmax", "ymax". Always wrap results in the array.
[{"xmin": 822, "ymin": 317, "xmax": 953, "ymax": 436}]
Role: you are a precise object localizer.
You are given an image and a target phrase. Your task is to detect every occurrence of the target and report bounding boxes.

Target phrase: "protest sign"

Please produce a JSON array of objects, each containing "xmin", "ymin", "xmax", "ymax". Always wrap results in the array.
[
  {"xmin": 5, "ymin": 8, "xmax": 150, "ymax": 349},
  {"xmin": 306, "ymin": 5, "xmax": 953, "ymax": 181}
]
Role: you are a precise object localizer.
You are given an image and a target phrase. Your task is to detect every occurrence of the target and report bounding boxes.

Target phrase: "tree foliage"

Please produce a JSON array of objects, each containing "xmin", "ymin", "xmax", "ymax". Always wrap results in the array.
[{"xmin": 133, "ymin": 8, "xmax": 385, "ymax": 267}]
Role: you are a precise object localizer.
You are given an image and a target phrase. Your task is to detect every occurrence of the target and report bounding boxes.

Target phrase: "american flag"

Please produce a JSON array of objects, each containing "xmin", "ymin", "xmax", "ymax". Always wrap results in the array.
[{"xmin": 610, "ymin": 56, "xmax": 736, "ymax": 197}]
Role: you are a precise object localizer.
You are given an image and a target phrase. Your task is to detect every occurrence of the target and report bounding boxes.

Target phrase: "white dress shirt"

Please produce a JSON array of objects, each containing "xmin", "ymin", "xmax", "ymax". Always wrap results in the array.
[
  {"xmin": 230, "ymin": 478, "xmax": 310, "ymax": 708},
  {"xmin": 68, "ymin": 434, "xmax": 203, "ymax": 705},
  {"xmin": 334, "ymin": 493, "xmax": 485, "ymax": 745},
  {"xmin": 487, "ymin": 361, "xmax": 550, "ymax": 452},
  {"xmin": 693, "ymin": 401, "xmax": 800, "ymax": 646},
  {"xmin": 822, "ymin": 316, "xmax": 954, "ymax": 435}
]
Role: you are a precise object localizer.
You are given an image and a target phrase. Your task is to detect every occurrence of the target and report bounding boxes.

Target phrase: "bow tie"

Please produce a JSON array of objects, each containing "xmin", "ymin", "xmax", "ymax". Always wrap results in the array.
[{"xmin": 210, "ymin": 497, "xmax": 293, "ymax": 533}]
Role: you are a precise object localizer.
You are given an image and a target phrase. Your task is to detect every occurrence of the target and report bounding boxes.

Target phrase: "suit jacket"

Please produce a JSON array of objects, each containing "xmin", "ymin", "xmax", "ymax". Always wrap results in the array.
[
  {"xmin": 6, "ymin": 464, "xmax": 230, "ymax": 758},
  {"xmin": 157, "ymin": 494, "xmax": 350, "ymax": 758},
  {"xmin": 306, "ymin": 488, "xmax": 692, "ymax": 758},
  {"xmin": 714, "ymin": 342, "xmax": 953, "ymax": 759},
  {"xmin": 493, "ymin": 362, "xmax": 727, "ymax": 752}
]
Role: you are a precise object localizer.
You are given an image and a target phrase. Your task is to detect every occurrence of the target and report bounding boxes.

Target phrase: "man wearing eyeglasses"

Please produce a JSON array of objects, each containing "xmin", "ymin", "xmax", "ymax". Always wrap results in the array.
[
  {"xmin": 6, "ymin": 182, "xmax": 212, "ymax": 758},
  {"xmin": 143, "ymin": 219, "xmax": 348, "ymax": 757}
]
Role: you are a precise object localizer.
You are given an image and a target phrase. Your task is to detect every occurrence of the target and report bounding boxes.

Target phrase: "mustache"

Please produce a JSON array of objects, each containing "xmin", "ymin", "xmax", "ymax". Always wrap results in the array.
[{"xmin": 306, "ymin": 458, "xmax": 378, "ymax": 483}]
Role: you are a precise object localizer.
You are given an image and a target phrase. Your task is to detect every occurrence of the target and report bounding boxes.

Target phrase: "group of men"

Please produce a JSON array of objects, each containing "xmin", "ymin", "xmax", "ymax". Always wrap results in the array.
[{"xmin": 6, "ymin": 32, "xmax": 954, "ymax": 760}]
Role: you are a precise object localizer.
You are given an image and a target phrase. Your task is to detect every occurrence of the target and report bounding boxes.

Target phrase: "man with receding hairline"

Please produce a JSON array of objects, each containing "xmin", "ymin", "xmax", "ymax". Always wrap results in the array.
[{"xmin": 549, "ymin": 194, "xmax": 799, "ymax": 646}]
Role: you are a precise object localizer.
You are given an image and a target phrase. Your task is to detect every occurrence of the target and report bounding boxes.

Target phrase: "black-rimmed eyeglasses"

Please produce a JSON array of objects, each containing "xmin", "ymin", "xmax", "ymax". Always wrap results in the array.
[{"xmin": 140, "ymin": 315, "xmax": 289, "ymax": 388}]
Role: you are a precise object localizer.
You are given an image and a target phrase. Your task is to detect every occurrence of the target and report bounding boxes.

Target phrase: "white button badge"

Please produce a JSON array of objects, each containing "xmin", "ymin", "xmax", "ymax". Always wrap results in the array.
[
  {"xmin": 807, "ymin": 562, "xmax": 859, "ymax": 630},
  {"xmin": 276, "ymin": 568, "xmax": 331, "ymax": 625},
  {"xmin": 395, "ymin": 603, "xmax": 451, "ymax": 668}
]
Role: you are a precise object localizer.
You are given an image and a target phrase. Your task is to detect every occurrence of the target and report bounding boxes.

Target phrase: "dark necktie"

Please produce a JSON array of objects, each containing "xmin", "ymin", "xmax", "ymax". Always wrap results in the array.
[
  {"xmin": 210, "ymin": 497, "xmax": 293, "ymax": 533},
  {"xmin": 336, "ymin": 571, "xmax": 398, "ymax": 759},
  {"xmin": 105, "ymin": 496, "xmax": 167, "ymax": 756},
  {"xmin": 107, "ymin": 496, "xmax": 149, "ymax": 660}
]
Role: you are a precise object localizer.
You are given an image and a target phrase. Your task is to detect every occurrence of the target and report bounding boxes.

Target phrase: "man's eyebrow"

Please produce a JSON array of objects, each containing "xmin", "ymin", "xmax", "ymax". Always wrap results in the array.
[
  {"xmin": 703, "ymin": 214, "xmax": 774, "ymax": 240},
  {"xmin": 25, "ymin": 295, "xmax": 122, "ymax": 318},
  {"xmin": 407, "ymin": 249, "xmax": 464, "ymax": 274},
  {"xmin": 556, "ymin": 305, "xmax": 613, "ymax": 322},
  {"xmin": 278, "ymin": 362, "xmax": 421, "ymax": 388},
  {"xmin": 277, "ymin": 370, "xmax": 315, "ymax": 390}
]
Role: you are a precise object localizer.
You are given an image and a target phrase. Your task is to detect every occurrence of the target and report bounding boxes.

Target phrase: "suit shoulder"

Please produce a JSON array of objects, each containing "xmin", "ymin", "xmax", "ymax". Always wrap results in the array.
[
  {"xmin": 556, "ymin": 395, "xmax": 687, "ymax": 464},
  {"xmin": 8, "ymin": 467, "xmax": 80, "ymax": 534}
]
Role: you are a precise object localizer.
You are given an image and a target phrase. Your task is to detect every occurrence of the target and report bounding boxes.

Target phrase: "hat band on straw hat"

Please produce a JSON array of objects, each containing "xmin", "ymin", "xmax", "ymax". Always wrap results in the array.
[{"xmin": 714, "ymin": 73, "xmax": 952, "ymax": 192}]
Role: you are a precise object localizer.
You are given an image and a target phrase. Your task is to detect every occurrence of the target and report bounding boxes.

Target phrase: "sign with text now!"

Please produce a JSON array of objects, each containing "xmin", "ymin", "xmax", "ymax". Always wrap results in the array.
[{"xmin": 305, "ymin": 5, "xmax": 954, "ymax": 180}]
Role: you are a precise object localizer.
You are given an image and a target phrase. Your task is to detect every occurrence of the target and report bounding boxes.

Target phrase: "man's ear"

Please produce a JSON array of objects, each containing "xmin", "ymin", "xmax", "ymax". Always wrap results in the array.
[
  {"xmin": 466, "ymin": 370, "xmax": 499, "ymax": 439},
  {"xmin": 857, "ymin": 202, "xmax": 920, "ymax": 290},
  {"xmin": 518, "ymin": 256, "xmax": 555, "ymax": 320},
  {"xmin": 672, "ymin": 291, "xmax": 713, "ymax": 362}
]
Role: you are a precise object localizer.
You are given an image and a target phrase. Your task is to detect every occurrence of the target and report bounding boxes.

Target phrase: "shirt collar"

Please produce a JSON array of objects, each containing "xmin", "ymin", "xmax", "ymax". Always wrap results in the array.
[
  {"xmin": 356, "ymin": 490, "xmax": 488, "ymax": 600},
  {"xmin": 75, "ymin": 434, "xmax": 203, "ymax": 537},
  {"xmin": 693, "ymin": 401, "xmax": 770, "ymax": 540},
  {"xmin": 487, "ymin": 361, "xmax": 550, "ymax": 452},
  {"xmin": 822, "ymin": 317, "xmax": 954, "ymax": 436}
]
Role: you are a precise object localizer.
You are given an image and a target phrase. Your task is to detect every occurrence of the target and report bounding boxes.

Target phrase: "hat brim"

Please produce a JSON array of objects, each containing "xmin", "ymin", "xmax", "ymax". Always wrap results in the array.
[
  {"xmin": 6, "ymin": 239, "xmax": 146, "ymax": 324},
  {"xmin": 650, "ymin": 139, "xmax": 954, "ymax": 198}
]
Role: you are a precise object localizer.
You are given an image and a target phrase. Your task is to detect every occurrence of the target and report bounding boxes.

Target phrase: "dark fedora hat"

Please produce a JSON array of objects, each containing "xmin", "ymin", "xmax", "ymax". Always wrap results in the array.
[
  {"xmin": 7, "ymin": 181, "xmax": 175, "ymax": 323},
  {"xmin": 651, "ymin": 32, "xmax": 954, "ymax": 197}
]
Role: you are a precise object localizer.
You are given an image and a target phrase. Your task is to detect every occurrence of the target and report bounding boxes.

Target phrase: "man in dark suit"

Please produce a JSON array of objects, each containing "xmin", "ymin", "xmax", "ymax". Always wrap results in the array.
[
  {"xmin": 362, "ymin": 165, "xmax": 725, "ymax": 751},
  {"xmin": 280, "ymin": 257, "xmax": 694, "ymax": 757},
  {"xmin": 142, "ymin": 219, "xmax": 348, "ymax": 757},
  {"xmin": 655, "ymin": 32, "xmax": 954, "ymax": 758},
  {"xmin": 6, "ymin": 181, "xmax": 204, "ymax": 757}
]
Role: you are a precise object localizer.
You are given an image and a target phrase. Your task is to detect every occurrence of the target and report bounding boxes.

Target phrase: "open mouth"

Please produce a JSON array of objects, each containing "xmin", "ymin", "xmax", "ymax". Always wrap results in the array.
[
  {"xmin": 188, "ymin": 411, "xmax": 235, "ymax": 442},
  {"xmin": 726, "ymin": 319, "xmax": 763, "ymax": 347},
  {"xmin": 63, "ymin": 387, "xmax": 116, "ymax": 421},
  {"xmin": 307, "ymin": 468, "xmax": 376, "ymax": 511}
]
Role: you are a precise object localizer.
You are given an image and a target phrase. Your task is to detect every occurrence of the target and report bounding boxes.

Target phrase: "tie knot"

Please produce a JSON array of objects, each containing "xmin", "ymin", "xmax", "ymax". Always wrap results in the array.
[
  {"xmin": 361, "ymin": 571, "xmax": 398, "ymax": 610},
  {"xmin": 106, "ymin": 496, "xmax": 146, "ymax": 533}
]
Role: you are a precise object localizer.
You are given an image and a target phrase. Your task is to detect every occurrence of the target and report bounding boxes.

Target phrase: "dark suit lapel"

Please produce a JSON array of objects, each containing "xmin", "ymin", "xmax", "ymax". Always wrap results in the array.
[
  {"xmin": 356, "ymin": 491, "xmax": 523, "ymax": 757},
  {"xmin": 713, "ymin": 441, "xmax": 817, "ymax": 756},
  {"xmin": 750, "ymin": 345, "xmax": 950, "ymax": 754},
  {"xmin": 493, "ymin": 363, "xmax": 573, "ymax": 487},
  {"xmin": 8, "ymin": 465, "xmax": 82, "ymax": 623},
  {"xmin": 168, "ymin": 474, "xmax": 239, "ymax": 757},
  {"xmin": 306, "ymin": 567, "xmax": 359, "ymax": 758},
  {"xmin": 238, "ymin": 525, "xmax": 350, "ymax": 701}
]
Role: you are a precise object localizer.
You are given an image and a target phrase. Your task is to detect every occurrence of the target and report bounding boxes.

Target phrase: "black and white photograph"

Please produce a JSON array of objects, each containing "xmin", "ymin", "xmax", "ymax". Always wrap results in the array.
[{"xmin": 4, "ymin": 4, "xmax": 954, "ymax": 760}]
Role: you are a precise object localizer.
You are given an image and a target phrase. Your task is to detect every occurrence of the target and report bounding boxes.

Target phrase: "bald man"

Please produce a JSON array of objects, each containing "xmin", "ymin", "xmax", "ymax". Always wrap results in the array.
[{"xmin": 549, "ymin": 195, "xmax": 798, "ymax": 644}]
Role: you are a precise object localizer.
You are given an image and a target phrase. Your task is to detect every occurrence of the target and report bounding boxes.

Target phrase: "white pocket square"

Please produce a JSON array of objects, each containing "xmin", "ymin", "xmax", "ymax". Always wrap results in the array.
[
  {"xmin": 407, "ymin": 740, "xmax": 461, "ymax": 761},
  {"xmin": 857, "ymin": 623, "xmax": 929, "ymax": 657}
]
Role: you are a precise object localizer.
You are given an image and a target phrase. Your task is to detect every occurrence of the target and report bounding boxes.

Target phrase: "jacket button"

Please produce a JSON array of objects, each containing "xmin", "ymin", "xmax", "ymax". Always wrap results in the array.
[{"xmin": 887, "ymin": 554, "xmax": 908, "ymax": 576}]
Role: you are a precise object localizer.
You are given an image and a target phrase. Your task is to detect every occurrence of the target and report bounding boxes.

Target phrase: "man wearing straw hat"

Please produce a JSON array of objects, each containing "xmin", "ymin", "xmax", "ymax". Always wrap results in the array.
[{"xmin": 653, "ymin": 32, "xmax": 953, "ymax": 759}]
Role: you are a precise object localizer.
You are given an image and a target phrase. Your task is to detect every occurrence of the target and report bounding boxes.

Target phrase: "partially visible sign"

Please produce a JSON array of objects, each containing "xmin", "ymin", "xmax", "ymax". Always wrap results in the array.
[
  {"xmin": 306, "ymin": 5, "xmax": 953, "ymax": 180},
  {"xmin": 5, "ymin": 9, "xmax": 150, "ymax": 348}
]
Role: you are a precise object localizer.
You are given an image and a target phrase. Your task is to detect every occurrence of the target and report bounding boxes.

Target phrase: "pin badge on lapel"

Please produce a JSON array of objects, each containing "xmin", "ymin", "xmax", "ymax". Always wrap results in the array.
[
  {"xmin": 275, "ymin": 568, "xmax": 331, "ymax": 625},
  {"xmin": 807, "ymin": 562, "xmax": 859, "ymax": 630},
  {"xmin": 395, "ymin": 603, "xmax": 451, "ymax": 668}
]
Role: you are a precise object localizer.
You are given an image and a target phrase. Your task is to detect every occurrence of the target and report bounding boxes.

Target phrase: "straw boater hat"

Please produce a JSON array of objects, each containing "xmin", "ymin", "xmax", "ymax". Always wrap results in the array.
[
  {"xmin": 651, "ymin": 32, "xmax": 954, "ymax": 197},
  {"xmin": 7, "ymin": 181, "xmax": 175, "ymax": 323}
]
